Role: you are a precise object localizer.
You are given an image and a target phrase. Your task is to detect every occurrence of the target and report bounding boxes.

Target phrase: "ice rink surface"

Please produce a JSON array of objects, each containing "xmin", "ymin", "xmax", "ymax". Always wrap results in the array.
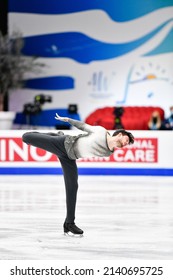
[{"xmin": 0, "ymin": 175, "xmax": 173, "ymax": 260}]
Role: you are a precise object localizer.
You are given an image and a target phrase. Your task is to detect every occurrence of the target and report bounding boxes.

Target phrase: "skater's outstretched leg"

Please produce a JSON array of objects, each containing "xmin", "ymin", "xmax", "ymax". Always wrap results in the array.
[{"xmin": 22, "ymin": 131, "xmax": 66, "ymax": 157}]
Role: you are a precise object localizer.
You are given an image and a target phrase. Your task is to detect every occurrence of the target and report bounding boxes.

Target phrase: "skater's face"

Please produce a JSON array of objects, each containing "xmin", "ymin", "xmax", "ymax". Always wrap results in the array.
[{"xmin": 116, "ymin": 133, "xmax": 130, "ymax": 148}]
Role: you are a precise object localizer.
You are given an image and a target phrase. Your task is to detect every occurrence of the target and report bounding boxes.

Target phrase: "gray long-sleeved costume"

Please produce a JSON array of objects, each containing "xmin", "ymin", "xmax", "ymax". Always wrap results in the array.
[
  {"xmin": 64, "ymin": 118, "xmax": 113, "ymax": 159},
  {"xmin": 22, "ymin": 118, "xmax": 113, "ymax": 224}
]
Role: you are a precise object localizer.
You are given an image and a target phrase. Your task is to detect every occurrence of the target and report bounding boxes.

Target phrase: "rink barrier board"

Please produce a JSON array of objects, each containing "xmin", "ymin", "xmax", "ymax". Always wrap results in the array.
[{"xmin": 0, "ymin": 130, "xmax": 173, "ymax": 176}]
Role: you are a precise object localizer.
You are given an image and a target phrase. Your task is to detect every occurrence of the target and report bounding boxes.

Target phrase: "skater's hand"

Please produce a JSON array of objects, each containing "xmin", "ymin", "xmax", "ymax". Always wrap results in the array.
[{"xmin": 55, "ymin": 113, "xmax": 69, "ymax": 122}]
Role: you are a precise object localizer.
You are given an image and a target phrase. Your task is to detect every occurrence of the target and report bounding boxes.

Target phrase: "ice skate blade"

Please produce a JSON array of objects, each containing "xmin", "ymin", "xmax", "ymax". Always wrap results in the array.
[{"xmin": 64, "ymin": 232, "xmax": 83, "ymax": 238}]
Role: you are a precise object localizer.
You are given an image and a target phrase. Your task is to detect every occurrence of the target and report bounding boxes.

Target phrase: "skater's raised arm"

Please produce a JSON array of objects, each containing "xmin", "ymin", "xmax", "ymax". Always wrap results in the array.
[
  {"xmin": 55, "ymin": 113, "xmax": 98, "ymax": 133},
  {"xmin": 55, "ymin": 114, "xmax": 69, "ymax": 123}
]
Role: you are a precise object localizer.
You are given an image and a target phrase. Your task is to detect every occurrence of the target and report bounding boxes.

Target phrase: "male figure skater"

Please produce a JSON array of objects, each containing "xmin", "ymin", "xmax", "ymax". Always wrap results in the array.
[{"xmin": 22, "ymin": 114, "xmax": 134, "ymax": 237}]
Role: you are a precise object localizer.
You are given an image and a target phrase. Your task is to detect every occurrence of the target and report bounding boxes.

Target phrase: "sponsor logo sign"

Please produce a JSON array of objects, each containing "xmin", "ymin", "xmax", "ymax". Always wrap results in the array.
[{"xmin": 0, "ymin": 137, "xmax": 158, "ymax": 163}]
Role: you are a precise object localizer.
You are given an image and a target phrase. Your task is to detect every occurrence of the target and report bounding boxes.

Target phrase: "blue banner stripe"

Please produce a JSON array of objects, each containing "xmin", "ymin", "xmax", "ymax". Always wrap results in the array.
[
  {"xmin": 22, "ymin": 22, "xmax": 170, "ymax": 62},
  {"xmin": 24, "ymin": 76, "xmax": 74, "ymax": 90},
  {"xmin": 9, "ymin": 0, "xmax": 173, "ymax": 22},
  {"xmin": 0, "ymin": 168, "xmax": 173, "ymax": 176},
  {"xmin": 14, "ymin": 108, "xmax": 80, "ymax": 126}
]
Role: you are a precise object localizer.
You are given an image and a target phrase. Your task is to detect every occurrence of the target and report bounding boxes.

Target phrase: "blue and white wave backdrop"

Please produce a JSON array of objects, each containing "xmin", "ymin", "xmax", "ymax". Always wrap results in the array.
[{"xmin": 8, "ymin": 0, "xmax": 173, "ymax": 119}]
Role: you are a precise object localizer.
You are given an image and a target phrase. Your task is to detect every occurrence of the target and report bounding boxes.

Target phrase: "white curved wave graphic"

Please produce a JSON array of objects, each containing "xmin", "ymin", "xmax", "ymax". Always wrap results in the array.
[
  {"xmin": 9, "ymin": 7, "xmax": 173, "ymax": 43},
  {"xmin": 25, "ymin": 19, "xmax": 173, "ymax": 81},
  {"xmin": 132, "ymin": 20, "xmax": 173, "ymax": 56}
]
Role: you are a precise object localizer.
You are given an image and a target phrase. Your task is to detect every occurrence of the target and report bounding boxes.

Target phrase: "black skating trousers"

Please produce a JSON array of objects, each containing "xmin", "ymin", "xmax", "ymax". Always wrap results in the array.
[{"xmin": 22, "ymin": 132, "xmax": 78, "ymax": 223}]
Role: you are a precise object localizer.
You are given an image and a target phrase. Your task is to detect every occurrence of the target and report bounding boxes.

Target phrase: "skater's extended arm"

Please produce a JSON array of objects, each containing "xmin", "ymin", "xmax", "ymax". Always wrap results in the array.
[{"xmin": 55, "ymin": 113, "xmax": 97, "ymax": 133}]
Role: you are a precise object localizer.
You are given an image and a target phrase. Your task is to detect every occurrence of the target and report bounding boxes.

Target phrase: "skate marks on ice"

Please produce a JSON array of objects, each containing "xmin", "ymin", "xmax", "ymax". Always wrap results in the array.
[{"xmin": 0, "ymin": 175, "xmax": 173, "ymax": 260}]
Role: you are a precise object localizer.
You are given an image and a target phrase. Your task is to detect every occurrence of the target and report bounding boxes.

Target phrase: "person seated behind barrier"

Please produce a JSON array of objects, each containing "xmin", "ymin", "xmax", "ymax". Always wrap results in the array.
[
  {"xmin": 164, "ymin": 106, "xmax": 173, "ymax": 130},
  {"xmin": 148, "ymin": 110, "xmax": 163, "ymax": 130}
]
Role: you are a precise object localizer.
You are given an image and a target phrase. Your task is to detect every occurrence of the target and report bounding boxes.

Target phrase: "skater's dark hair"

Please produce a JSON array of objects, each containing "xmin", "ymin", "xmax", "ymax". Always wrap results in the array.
[{"xmin": 112, "ymin": 129, "xmax": 134, "ymax": 145}]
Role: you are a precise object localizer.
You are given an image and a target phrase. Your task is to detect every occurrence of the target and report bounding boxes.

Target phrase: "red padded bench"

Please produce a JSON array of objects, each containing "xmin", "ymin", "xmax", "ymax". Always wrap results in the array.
[{"xmin": 85, "ymin": 106, "xmax": 165, "ymax": 130}]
